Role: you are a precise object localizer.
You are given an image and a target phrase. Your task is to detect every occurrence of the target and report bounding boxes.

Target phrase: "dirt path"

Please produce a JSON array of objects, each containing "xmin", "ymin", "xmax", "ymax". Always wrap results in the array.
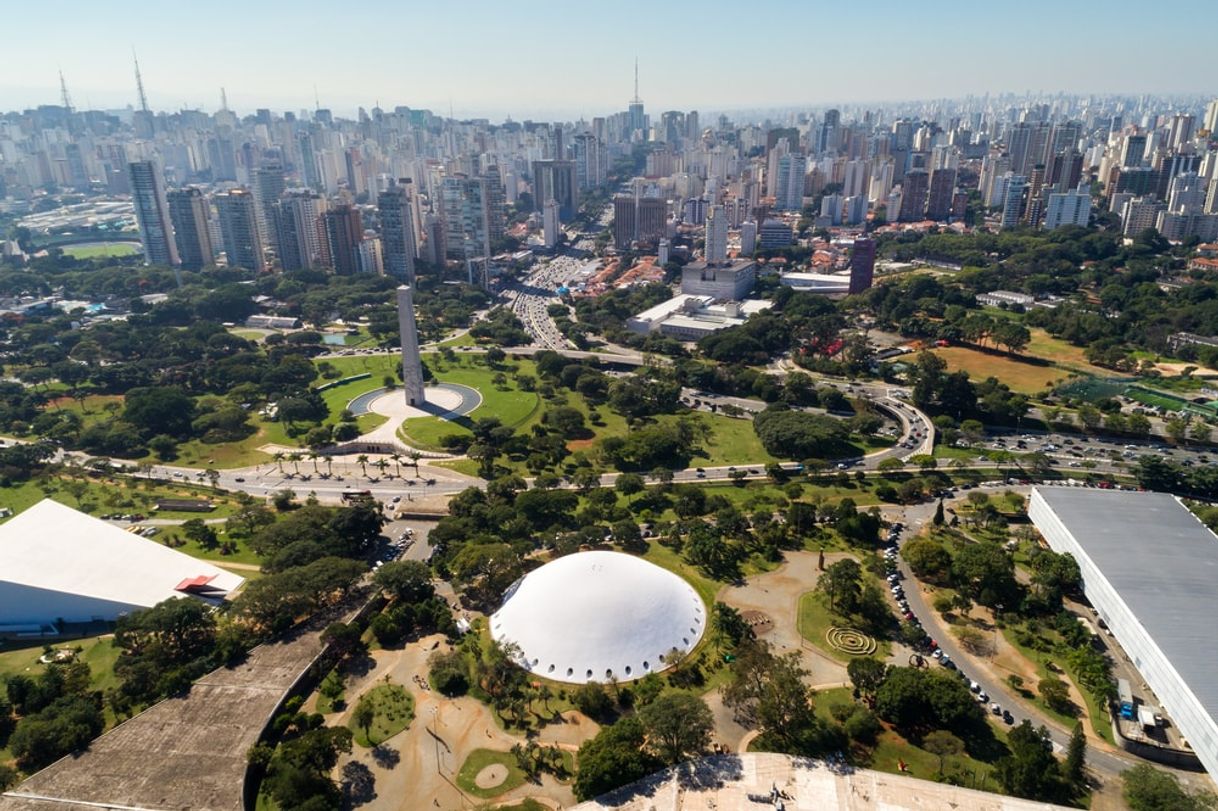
[
  {"xmin": 328, "ymin": 637, "xmax": 580, "ymax": 809},
  {"xmin": 716, "ymin": 550, "xmax": 850, "ymax": 689}
]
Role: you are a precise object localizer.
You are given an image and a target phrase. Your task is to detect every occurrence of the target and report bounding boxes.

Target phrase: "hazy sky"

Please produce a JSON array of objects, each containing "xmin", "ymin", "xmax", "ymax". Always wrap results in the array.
[{"xmin": 1, "ymin": 0, "xmax": 1212, "ymax": 120}]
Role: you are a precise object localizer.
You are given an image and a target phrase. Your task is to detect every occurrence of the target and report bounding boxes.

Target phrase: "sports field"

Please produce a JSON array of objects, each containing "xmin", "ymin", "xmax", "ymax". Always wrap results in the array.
[{"xmin": 61, "ymin": 241, "xmax": 142, "ymax": 259}]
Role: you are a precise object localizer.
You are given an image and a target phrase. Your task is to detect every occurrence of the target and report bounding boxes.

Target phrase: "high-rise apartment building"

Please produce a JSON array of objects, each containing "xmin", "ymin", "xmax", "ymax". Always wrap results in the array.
[
  {"xmin": 378, "ymin": 179, "xmax": 417, "ymax": 282},
  {"xmin": 898, "ymin": 169, "xmax": 929, "ymax": 221},
  {"xmin": 323, "ymin": 204, "xmax": 364, "ymax": 274},
  {"xmin": 481, "ymin": 168, "xmax": 507, "ymax": 244},
  {"xmin": 572, "ymin": 134, "xmax": 602, "ymax": 189},
  {"xmin": 440, "ymin": 175, "xmax": 491, "ymax": 261},
  {"xmin": 773, "ymin": 153, "xmax": 806, "ymax": 211},
  {"xmin": 636, "ymin": 197, "xmax": 667, "ymax": 245},
  {"xmin": 274, "ymin": 190, "xmax": 329, "ymax": 271},
  {"xmin": 1043, "ymin": 188, "xmax": 1092, "ymax": 230},
  {"xmin": 166, "ymin": 187, "xmax": 213, "ymax": 270},
  {"xmin": 542, "ymin": 200, "xmax": 560, "ymax": 249},
  {"xmin": 252, "ymin": 163, "xmax": 286, "ymax": 252},
  {"xmin": 214, "ymin": 189, "xmax": 264, "ymax": 271},
  {"xmin": 926, "ymin": 168, "xmax": 957, "ymax": 221},
  {"xmin": 128, "ymin": 160, "xmax": 179, "ymax": 266},
  {"xmin": 1000, "ymin": 175, "xmax": 1027, "ymax": 230}
]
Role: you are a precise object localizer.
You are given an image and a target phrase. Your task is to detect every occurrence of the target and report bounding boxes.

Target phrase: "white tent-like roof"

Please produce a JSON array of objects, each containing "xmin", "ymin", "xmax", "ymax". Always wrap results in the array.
[
  {"xmin": 490, "ymin": 550, "xmax": 705, "ymax": 684},
  {"xmin": 0, "ymin": 499, "xmax": 245, "ymax": 628}
]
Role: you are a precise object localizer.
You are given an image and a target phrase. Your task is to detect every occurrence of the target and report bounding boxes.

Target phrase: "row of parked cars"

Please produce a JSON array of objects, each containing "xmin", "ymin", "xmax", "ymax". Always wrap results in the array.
[{"xmin": 886, "ymin": 522, "xmax": 1014, "ymax": 726}]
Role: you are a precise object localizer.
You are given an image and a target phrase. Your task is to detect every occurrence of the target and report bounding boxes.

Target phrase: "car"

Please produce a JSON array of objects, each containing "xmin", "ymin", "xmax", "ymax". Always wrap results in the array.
[
  {"xmin": 696, "ymin": 471, "xmax": 706, "ymax": 478},
  {"xmin": 942, "ymin": 658, "xmax": 956, "ymax": 670},
  {"xmin": 970, "ymin": 681, "xmax": 981, "ymax": 693},
  {"xmin": 932, "ymin": 649, "xmax": 942, "ymax": 659},
  {"xmin": 991, "ymin": 702, "xmax": 1001, "ymax": 715},
  {"xmin": 695, "ymin": 467, "xmax": 705, "ymax": 472},
  {"xmin": 1002, "ymin": 710, "xmax": 1014, "ymax": 724},
  {"xmin": 234, "ymin": 477, "xmax": 245, "ymax": 483}
]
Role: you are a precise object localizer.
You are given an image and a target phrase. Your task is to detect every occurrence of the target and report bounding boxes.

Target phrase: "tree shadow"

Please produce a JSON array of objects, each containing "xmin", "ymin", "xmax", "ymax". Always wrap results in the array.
[
  {"xmin": 341, "ymin": 760, "xmax": 376, "ymax": 807},
  {"xmin": 371, "ymin": 744, "xmax": 400, "ymax": 769}
]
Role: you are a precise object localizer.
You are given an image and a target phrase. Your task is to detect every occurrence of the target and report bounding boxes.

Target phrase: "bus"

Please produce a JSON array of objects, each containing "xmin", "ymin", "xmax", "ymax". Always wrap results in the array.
[{"xmin": 340, "ymin": 489, "xmax": 373, "ymax": 503}]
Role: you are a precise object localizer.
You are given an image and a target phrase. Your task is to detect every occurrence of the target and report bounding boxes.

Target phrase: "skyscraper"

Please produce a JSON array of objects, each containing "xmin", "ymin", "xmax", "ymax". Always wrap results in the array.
[
  {"xmin": 481, "ymin": 168, "xmax": 507, "ymax": 244},
  {"xmin": 705, "ymin": 204, "xmax": 728, "ymax": 263},
  {"xmin": 926, "ymin": 168, "xmax": 957, "ymax": 221},
  {"xmin": 127, "ymin": 160, "xmax": 179, "ymax": 267},
  {"xmin": 613, "ymin": 194, "xmax": 636, "ymax": 249},
  {"xmin": 440, "ymin": 175, "xmax": 491, "ymax": 261},
  {"xmin": 898, "ymin": 169, "xmax": 929, "ymax": 221},
  {"xmin": 636, "ymin": 197, "xmax": 667, "ymax": 245},
  {"xmin": 323, "ymin": 204, "xmax": 364, "ymax": 275},
  {"xmin": 215, "ymin": 189, "xmax": 264, "ymax": 271},
  {"xmin": 274, "ymin": 190, "xmax": 329, "ymax": 271},
  {"xmin": 532, "ymin": 160, "xmax": 579, "ymax": 220},
  {"xmin": 396, "ymin": 285, "xmax": 426, "ymax": 407},
  {"xmin": 166, "ymin": 187, "xmax": 214, "ymax": 271},
  {"xmin": 848, "ymin": 238, "xmax": 876, "ymax": 295},
  {"xmin": 542, "ymin": 199, "xmax": 560, "ymax": 249},
  {"xmin": 773, "ymin": 153, "xmax": 806, "ymax": 211},
  {"xmin": 252, "ymin": 162, "xmax": 286, "ymax": 252},
  {"xmin": 1000, "ymin": 175, "xmax": 1027, "ymax": 230},
  {"xmin": 378, "ymin": 180, "xmax": 417, "ymax": 282}
]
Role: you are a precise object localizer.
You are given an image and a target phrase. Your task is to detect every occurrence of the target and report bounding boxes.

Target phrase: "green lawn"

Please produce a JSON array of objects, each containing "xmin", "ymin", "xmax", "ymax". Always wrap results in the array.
[
  {"xmin": 999, "ymin": 624, "xmax": 1114, "ymax": 746},
  {"xmin": 0, "ymin": 476, "xmax": 244, "ymax": 523},
  {"xmin": 811, "ymin": 687, "xmax": 1006, "ymax": 788},
  {"xmin": 60, "ymin": 242, "xmax": 141, "ymax": 259},
  {"xmin": 348, "ymin": 682, "xmax": 415, "ymax": 747},
  {"xmin": 456, "ymin": 748, "xmax": 527, "ymax": 799},
  {"xmin": 0, "ymin": 635, "xmax": 121, "ymax": 694},
  {"xmin": 796, "ymin": 590, "xmax": 892, "ymax": 664}
]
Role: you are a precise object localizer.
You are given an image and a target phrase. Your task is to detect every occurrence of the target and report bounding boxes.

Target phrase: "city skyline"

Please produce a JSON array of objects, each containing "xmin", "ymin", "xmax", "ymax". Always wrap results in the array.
[{"xmin": 2, "ymin": 0, "xmax": 1214, "ymax": 120}]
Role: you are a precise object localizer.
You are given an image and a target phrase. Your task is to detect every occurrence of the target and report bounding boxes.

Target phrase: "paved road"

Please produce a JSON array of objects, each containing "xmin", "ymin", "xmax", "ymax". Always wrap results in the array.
[{"xmin": 891, "ymin": 496, "xmax": 1137, "ymax": 780}]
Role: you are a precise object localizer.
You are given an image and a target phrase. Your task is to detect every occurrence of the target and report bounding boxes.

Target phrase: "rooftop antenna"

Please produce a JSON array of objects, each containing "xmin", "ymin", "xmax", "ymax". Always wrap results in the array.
[
  {"xmin": 449, "ymin": 98, "xmax": 454, "ymax": 121},
  {"xmin": 133, "ymin": 49, "xmax": 149, "ymax": 113},
  {"xmin": 632, "ymin": 57, "xmax": 641, "ymax": 104},
  {"xmin": 58, "ymin": 69, "xmax": 73, "ymax": 113},
  {"xmin": 313, "ymin": 84, "xmax": 320, "ymax": 111},
  {"xmin": 220, "ymin": 87, "xmax": 228, "ymax": 112}
]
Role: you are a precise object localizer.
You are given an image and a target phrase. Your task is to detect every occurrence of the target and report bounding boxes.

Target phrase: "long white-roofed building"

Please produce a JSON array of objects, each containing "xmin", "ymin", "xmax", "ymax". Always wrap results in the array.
[
  {"xmin": 1028, "ymin": 486, "xmax": 1218, "ymax": 778},
  {"xmin": 490, "ymin": 550, "xmax": 705, "ymax": 684},
  {"xmin": 0, "ymin": 499, "xmax": 244, "ymax": 635}
]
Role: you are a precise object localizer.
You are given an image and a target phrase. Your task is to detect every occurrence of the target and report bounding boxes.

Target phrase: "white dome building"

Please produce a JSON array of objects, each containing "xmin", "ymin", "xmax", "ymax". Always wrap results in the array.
[{"xmin": 490, "ymin": 550, "xmax": 706, "ymax": 684}]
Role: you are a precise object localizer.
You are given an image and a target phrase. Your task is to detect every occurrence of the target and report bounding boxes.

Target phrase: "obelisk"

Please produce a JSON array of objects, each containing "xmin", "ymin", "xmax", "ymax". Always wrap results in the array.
[{"xmin": 396, "ymin": 285, "xmax": 426, "ymax": 406}]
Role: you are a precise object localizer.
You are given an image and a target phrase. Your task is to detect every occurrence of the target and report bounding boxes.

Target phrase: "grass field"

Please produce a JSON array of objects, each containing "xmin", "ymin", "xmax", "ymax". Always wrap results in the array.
[
  {"xmin": 456, "ymin": 748, "xmax": 527, "ymax": 799},
  {"xmin": 60, "ymin": 242, "xmax": 141, "ymax": 259},
  {"xmin": 348, "ymin": 682, "xmax": 414, "ymax": 747},
  {"xmin": 933, "ymin": 346, "xmax": 1071, "ymax": 394},
  {"xmin": 796, "ymin": 590, "xmax": 892, "ymax": 664},
  {"xmin": 0, "ymin": 635, "xmax": 121, "ymax": 693}
]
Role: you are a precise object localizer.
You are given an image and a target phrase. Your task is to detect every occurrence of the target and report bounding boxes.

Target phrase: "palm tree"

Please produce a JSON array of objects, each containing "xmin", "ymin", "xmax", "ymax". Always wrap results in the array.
[
  {"xmin": 390, "ymin": 453, "xmax": 402, "ymax": 478},
  {"xmin": 272, "ymin": 452, "xmax": 285, "ymax": 474},
  {"xmin": 356, "ymin": 455, "xmax": 370, "ymax": 478},
  {"xmin": 310, "ymin": 452, "xmax": 320, "ymax": 474},
  {"xmin": 325, "ymin": 456, "xmax": 333, "ymax": 477},
  {"xmin": 374, "ymin": 459, "xmax": 389, "ymax": 480},
  {"xmin": 289, "ymin": 453, "xmax": 301, "ymax": 476},
  {"xmin": 408, "ymin": 450, "xmax": 421, "ymax": 474}
]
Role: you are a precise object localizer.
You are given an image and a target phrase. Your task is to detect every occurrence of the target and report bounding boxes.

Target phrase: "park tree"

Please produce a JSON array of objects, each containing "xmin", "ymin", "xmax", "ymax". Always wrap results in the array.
[
  {"xmin": 373, "ymin": 560, "xmax": 434, "ymax": 604},
  {"xmin": 901, "ymin": 538, "xmax": 952, "ymax": 583},
  {"xmin": 818, "ymin": 558, "xmax": 863, "ymax": 614},
  {"xmin": 995, "ymin": 720, "xmax": 1065, "ymax": 802},
  {"xmin": 1122, "ymin": 763, "xmax": 1216, "ymax": 811},
  {"xmin": 846, "ymin": 657, "xmax": 887, "ymax": 702},
  {"xmin": 637, "ymin": 691, "xmax": 714, "ymax": 765},
  {"xmin": 1064, "ymin": 723, "xmax": 1086, "ymax": 790},
  {"xmin": 922, "ymin": 730, "xmax": 964, "ymax": 777},
  {"xmin": 353, "ymin": 695, "xmax": 375, "ymax": 741},
  {"xmin": 573, "ymin": 717, "xmax": 662, "ymax": 801}
]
